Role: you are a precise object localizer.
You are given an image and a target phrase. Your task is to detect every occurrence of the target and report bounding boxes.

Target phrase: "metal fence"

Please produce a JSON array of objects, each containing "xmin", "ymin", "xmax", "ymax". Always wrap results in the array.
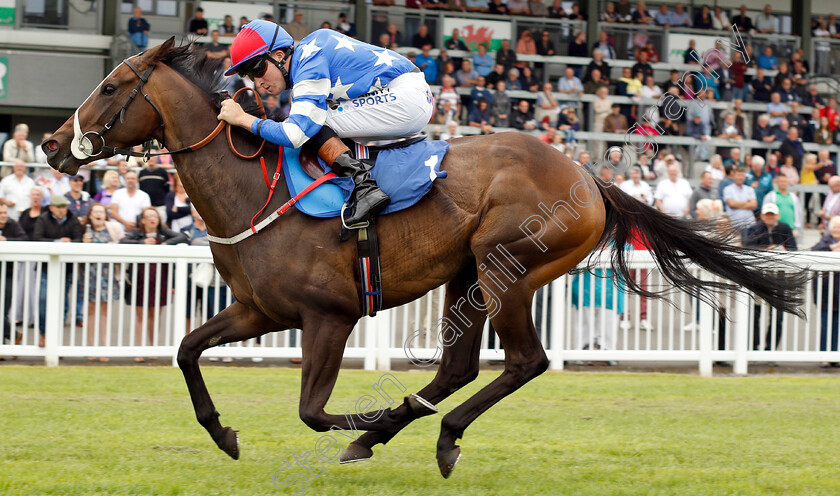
[{"xmin": 1, "ymin": 243, "xmax": 839, "ymax": 376}]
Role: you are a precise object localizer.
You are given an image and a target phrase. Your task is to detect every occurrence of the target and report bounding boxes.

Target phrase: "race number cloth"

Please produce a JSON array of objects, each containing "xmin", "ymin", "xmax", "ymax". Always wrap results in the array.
[{"xmin": 281, "ymin": 140, "xmax": 449, "ymax": 218}]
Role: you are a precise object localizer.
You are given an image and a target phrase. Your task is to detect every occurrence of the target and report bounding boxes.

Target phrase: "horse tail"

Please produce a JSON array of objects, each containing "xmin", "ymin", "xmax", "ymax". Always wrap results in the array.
[{"xmin": 590, "ymin": 173, "xmax": 807, "ymax": 316}]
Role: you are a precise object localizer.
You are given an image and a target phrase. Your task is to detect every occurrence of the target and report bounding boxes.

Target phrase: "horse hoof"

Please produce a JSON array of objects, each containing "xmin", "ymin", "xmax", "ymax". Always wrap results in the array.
[
  {"xmin": 406, "ymin": 393, "xmax": 438, "ymax": 417},
  {"xmin": 437, "ymin": 445, "xmax": 461, "ymax": 478},
  {"xmin": 339, "ymin": 442, "xmax": 373, "ymax": 464},
  {"xmin": 218, "ymin": 426, "xmax": 239, "ymax": 460}
]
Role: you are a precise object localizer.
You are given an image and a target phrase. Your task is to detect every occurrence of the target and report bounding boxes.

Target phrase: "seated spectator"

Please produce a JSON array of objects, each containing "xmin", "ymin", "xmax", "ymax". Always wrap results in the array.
[
  {"xmin": 732, "ymin": 4, "xmax": 754, "ymax": 33},
  {"xmin": 616, "ymin": 68, "xmax": 641, "ymax": 97},
  {"xmin": 592, "ymin": 32, "xmax": 616, "ymax": 61},
  {"xmin": 496, "ymin": 39, "xmax": 517, "ymax": 71},
  {"xmin": 654, "ymin": 164, "xmax": 692, "ymax": 218},
  {"xmin": 811, "ymin": 217, "xmax": 840, "ymax": 361},
  {"xmin": 716, "ymin": 112, "xmax": 745, "ymax": 140},
  {"xmin": 538, "ymin": 127, "xmax": 558, "ymax": 144},
  {"xmin": 568, "ymin": 30, "xmax": 588, "ymax": 58},
  {"xmin": 492, "ymin": 81, "xmax": 511, "ymax": 127},
  {"xmin": 723, "ymin": 167, "xmax": 757, "ymax": 230},
  {"xmin": 237, "ymin": 16, "xmax": 248, "ymax": 32},
  {"xmin": 93, "ymin": 171, "xmax": 120, "ymax": 208},
  {"xmin": 557, "ymin": 66, "xmax": 583, "ymax": 100},
  {"xmin": 567, "ymin": 3, "xmax": 586, "ymax": 19},
  {"xmin": 584, "ymin": 49, "xmax": 611, "ymax": 84},
  {"xmin": 689, "ymin": 172, "xmax": 719, "ymax": 219},
  {"xmin": 803, "ymin": 84, "xmax": 825, "ymax": 109},
  {"xmin": 598, "ymin": 2, "xmax": 617, "ymax": 21},
  {"xmin": 786, "ymin": 101, "xmax": 806, "ymax": 136},
  {"xmin": 536, "ymin": 31, "xmax": 555, "ymax": 56},
  {"xmin": 464, "ymin": 0, "xmax": 490, "ymax": 12},
  {"xmin": 758, "ymin": 46, "xmax": 778, "ymax": 70},
  {"xmin": 187, "ymin": 7, "xmax": 208, "ymax": 35},
  {"xmin": 685, "ymin": 112, "xmax": 711, "ymax": 161},
  {"xmin": 603, "ymin": 103, "xmax": 628, "ymax": 135},
  {"xmin": 433, "ymin": 100, "xmax": 458, "ymax": 125},
  {"xmin": 468, "ymin": 98, "xmax": 494, "ymax": 134},
  {"xmin": 203, "ymin": 31, "xmax": 228, "ymax": 61},
  {"xmin": 472, "ymin": 43, "xmax": 494, "ymax": 77},
  {"xmin": 0, "ymin": 160, "xmax": 34, "ymax": 221},
  {"xmin": 470, "ymin": 76, "xmax": 494, "ymax": 107},
  {"xmin": 773, "ymin": 119, "xmax": 791, "ymax": 142},
  {"xmin": 557, "ymin": 106, "xmax": 581, "ymax": 140},
  {"xmin": 584, "ymin": 68, "xmax": 608, "ymax": 94},
  {"xmin": 693, "ymin": 5, "xmax": 713, "ymax": 28},
  {"xmin": 2, "ymin": 124, "xmax": 34, "ymax": 170},
  {"xmin": 697, "ymin": 65, "xmax": 720, "ymax": 100},
  {"xmin": 820, "ymin": 175, "xmax": 840, "ymax": 222},
  {"xmin": 440, "ymin": 121, "xmax": 463, "ymax": 140},
  {"xmin": 820, "ymin": 97, "xmax": 839, "ymax": 133},
  {"xmin": 335, "ymin": 13, "xmax": 355, "ymax": 37},
  {"xmin": 510, "ymin": 100, "xmax": 538, "ymax": 130},
  {"xmin": 712, "ymin": 6, "xmax": 730, "ymax": 30},
  {"xmin": 654, "ymin": 4, "xmax": 671, "ymax": 26},
  {"xmin": 684, "ymin": 40, "xmax": 699, "ymax": 64},
  {"xmin": 455, "ymin": 59, "xmax": 478, "ymax": 87},
  {"xmin": 780, "ymin": 127, "xmax": 806, "ymax": 169},
  {"xmin": 218, "ymin": 15, "xmax": 236, "ymax": 36},
  {"xmin": 777, "ymin": 154, "xmax": 800, "ymax": 185},
  {"xmin": 631, "ymin": 51, "xmax": 653, "ymax": 80},
  {"xmin": 515, "ymin": 31, "xmax": 537, "ymax": 72},
  {"xmin": 488, "ymin": 0, "xmax": 510, "ymax": 15},
  {"xmin": 620, "ymin": 166, "xmax": 654, "ymax": 205},
  {"xmin": 128, "ymin": 7, "xmax": 150, "ymax": 51},
  {"xmin": 412, "ymin": 24, "xmax": 434, "ymax": 48},
  {"xmin": 505, "ymin": 68, "xmax": 522, "ymax": 91},
  {"xmin": 65, "ymin": 175, "xmax": 91, "ymax": 226},
  {"xmin": 438, "ymin": 59, "xmax": 456, "ymax": 85},
  {"xmin": 632, "ymin": 1, "xmax": 654, "ymax": 24},
  {"xmin": 110, "ymin": 171, "xmax": 151, "ymax": 232},
  {"xmin": 639, "ymin": 75, "xmax": 662, "ymax": 121},
  {"xmin": 746, "ymin": 155, "xmax": 773, "ymax": 206},
  {"xmin": 762, "ymin": 173, "xmax": 803, "ymax": 237},
  {"xmin": 706, "ymin": 155, "xmax": 726, "ymax": 181},
  {"xmin": 385, "ymin": 23, "xmax": 403, "ymax": 48},
  {"xmin": 519, "ymin": 66, "xmax": 539, "ymax": 92},
  {"xmin": 507, "ymin": 0, "xmax": 530, "ymax": 15},
  {"xmin": 724, "ymin": 148, "xmax": 745, "ymax": 169},
  {"xmin": 755, "ymin": 4, "xmax": 777, "ymax": 34},
  {"xmin": 284, "ymin": 11, "xmax": 309, "ymax": 41},
  {"xmin": 766, "ymin": 93, "xmax": 788, "ymax": 126},
  {"xmin": 778, "ymin": 78, "xmax": 799, "ymax": 104},
  {"xmin": 445, "ymin": 28, "xmax": 468, "ymax": 52},
  {"xmin": 486, "ymin": 63, "xmax": 506, "ymax": 88},
  {"xmin": 641, "ymin": 40, "xmax": 660, "ymax": 63},
  {"xmin": 652, "ymin": 152, "xmax": 680, "ymax": 179},
  {"xmin": 534, "ymin": 83, "xmax": 560, "ymax": 127}
]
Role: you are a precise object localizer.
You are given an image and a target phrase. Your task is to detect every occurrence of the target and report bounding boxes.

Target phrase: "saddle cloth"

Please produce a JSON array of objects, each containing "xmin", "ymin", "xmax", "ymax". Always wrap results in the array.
[{"xmin": 282, "ymin": 139, "xmax": 449, "ymax": 218}]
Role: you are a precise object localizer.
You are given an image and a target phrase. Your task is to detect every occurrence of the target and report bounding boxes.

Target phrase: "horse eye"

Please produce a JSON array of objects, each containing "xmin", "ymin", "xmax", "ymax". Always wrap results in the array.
[{"xmin": 102, "ymin": 84, "xmax": 116, "ymax": 96}]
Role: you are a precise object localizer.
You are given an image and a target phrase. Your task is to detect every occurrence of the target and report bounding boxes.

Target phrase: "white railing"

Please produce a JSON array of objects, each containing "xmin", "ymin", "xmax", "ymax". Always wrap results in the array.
[{"xmin": 0, "ymin": 243, "xmax": 838, "ymax": 376}]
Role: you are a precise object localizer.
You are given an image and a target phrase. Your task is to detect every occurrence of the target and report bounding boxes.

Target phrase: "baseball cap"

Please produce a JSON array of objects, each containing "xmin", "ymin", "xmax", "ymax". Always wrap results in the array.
[
  {"xmin": 50, "ymin": 194, "xmax": 69, "ymax": 207},
  {"xmin": 761, "ymin": 203, "xmax": 780, "ymax": 215},
  {"xmin": 69, "ymin": 175, "xmax": 84, "ymax": 181}
]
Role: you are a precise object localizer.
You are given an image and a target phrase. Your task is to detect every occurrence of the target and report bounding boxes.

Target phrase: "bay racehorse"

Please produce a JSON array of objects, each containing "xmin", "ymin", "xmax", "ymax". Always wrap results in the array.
[{"xmin": 42, "ymin": 39, "xmax": 805, "ymax": 477}]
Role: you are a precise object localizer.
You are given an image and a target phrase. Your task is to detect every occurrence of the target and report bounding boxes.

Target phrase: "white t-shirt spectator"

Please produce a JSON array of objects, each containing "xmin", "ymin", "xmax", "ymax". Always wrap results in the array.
[
  {"xmin": 620, "ymin": 179, "xmax": 654, "ymax": 205},
  {"xmin": 654, "ymin": 178, "xmax": 692, "ymax": 217},
  {"xmin": 111, "ymin": 187, "xmax": 151, "ymax": 226},
  {"xmin": 0, "ymin": 173, "xmax": 34, "ymax": 221}
]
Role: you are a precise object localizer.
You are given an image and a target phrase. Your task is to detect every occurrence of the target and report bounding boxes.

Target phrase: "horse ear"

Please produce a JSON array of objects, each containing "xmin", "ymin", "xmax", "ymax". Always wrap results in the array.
[{"xmin": 149, "ymin": 37, "xmax": 176, "ymax": 63}]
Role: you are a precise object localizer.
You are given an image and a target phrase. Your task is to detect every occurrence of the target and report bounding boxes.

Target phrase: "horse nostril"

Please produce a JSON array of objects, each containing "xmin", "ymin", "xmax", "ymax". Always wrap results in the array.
[{"xmin": 42, "ymin": 139, "xmax": 60, "ymax": 154}]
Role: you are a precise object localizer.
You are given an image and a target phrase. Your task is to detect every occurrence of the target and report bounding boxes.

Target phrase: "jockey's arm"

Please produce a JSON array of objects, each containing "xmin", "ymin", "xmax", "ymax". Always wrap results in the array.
[{"xmin": 219, "ymin": 63, "xmax": 330, "ymax": 149}]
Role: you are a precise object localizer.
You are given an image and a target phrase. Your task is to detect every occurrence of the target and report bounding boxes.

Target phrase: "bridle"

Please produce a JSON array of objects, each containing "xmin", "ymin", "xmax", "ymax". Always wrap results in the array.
[{"xmin": 76, "ymin": 56, "xmax": 267, "ymax": 162}]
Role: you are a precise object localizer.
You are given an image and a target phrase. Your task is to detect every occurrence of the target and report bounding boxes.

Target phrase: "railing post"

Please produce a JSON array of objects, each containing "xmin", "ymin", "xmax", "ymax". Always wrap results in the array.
[
  {"xmin": 364, "ymin": 316, "xmax": 376, "ymax": 371},
  {"xmin": 171, "ymin": 258, "xmax": 189, "ymax": 367},
  {"xmin": 44, "ymin": 254, "xmax": 62, "ymax": 367},
  {"xmin": 733, "ymin": 291, "xmax": 750, "ymax": 375},
  {"xmin": 376, "ymin": 308, "xmax": 392, "ymax": 371},
  {"xmin": 698, "ymin": 289, "xmax": 713, "ymax": 378},
  {"xmin": 549, "ymin": 276, "xmax": 566, "ymax": 370}
]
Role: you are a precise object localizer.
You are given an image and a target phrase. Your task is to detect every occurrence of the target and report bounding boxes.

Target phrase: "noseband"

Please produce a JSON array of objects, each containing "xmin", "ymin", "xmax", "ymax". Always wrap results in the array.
[
  {"xmin": 77, "ymin": 56, "xmax": 267, "ymax": 161},
  {"xmin": 77, "ymin": 59, "xmax": 166, "ymax": 159}
]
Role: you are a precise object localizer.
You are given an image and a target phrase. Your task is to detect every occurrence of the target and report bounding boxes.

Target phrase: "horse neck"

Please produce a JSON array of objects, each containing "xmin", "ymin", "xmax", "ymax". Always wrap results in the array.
[{"xmin": 149, "ymin": 69, "xmax": 289, "ymax": 238}]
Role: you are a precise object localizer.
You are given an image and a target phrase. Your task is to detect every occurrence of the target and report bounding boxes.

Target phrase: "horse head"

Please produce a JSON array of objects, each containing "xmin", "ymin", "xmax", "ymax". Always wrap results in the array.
[{"xmin": 42, "ymin": 37, "xmax": 177, "ymax": 175}]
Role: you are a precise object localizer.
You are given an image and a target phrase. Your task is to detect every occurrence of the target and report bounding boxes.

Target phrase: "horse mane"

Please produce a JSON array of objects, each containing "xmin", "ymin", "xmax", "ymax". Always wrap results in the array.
[{"xmin": 159, "ymin": 43, "xmax": 261, "ymax": 115}]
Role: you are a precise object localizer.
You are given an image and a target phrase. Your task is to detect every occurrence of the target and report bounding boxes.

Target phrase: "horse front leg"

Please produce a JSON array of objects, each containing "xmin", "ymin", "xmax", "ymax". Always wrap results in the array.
[
  {"xmin": 297, "ymin": 316, "xmax": 430, "ymax": 435},
  {"xmin": 177, "ymin": 301, "xmax": 278, "ymax": 459}
]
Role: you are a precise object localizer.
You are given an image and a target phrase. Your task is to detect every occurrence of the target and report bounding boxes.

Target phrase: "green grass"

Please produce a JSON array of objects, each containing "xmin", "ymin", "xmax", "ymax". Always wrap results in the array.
[{"xmin": 2, "ymin": 366, "xmax": 840, "ymax": 495}]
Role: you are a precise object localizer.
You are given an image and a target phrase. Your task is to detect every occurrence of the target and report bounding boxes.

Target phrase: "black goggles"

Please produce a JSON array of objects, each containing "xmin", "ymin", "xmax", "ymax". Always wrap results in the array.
[{"xmin": 237, "ymin": 54, "xmax": 269, "ymax": 81}]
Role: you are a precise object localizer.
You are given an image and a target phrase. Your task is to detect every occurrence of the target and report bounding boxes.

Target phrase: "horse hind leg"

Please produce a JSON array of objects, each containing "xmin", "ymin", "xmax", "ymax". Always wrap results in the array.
[
  {"xmin": 177, "ymin": 301, "xmax": 278, "ymax": 459},
  {"xmin": 435, "ymin": 277, "xmax": 548, "ymax": 478},
  {"xmin": 341, "ymin": 264, "xmax": 487, "ymax": 463}
]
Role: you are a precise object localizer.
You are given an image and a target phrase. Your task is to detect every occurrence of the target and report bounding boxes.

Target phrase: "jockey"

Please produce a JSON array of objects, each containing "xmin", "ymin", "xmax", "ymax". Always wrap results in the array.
[{"xmin": 218, "ymin": 20, "xmax": 435, "ymax": 228}]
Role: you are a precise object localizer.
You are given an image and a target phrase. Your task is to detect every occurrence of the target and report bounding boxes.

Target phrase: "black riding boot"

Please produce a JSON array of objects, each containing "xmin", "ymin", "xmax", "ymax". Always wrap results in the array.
[{"xmin": 332, "ymin": 152, "xmax": 390, "ymax": 227}]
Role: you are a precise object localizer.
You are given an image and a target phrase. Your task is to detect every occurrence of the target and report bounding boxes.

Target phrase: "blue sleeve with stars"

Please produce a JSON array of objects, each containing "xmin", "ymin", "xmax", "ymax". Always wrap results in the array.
[{"xmin": 252, "ymin": 30, "xmax": 417, "ymax": 149}]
